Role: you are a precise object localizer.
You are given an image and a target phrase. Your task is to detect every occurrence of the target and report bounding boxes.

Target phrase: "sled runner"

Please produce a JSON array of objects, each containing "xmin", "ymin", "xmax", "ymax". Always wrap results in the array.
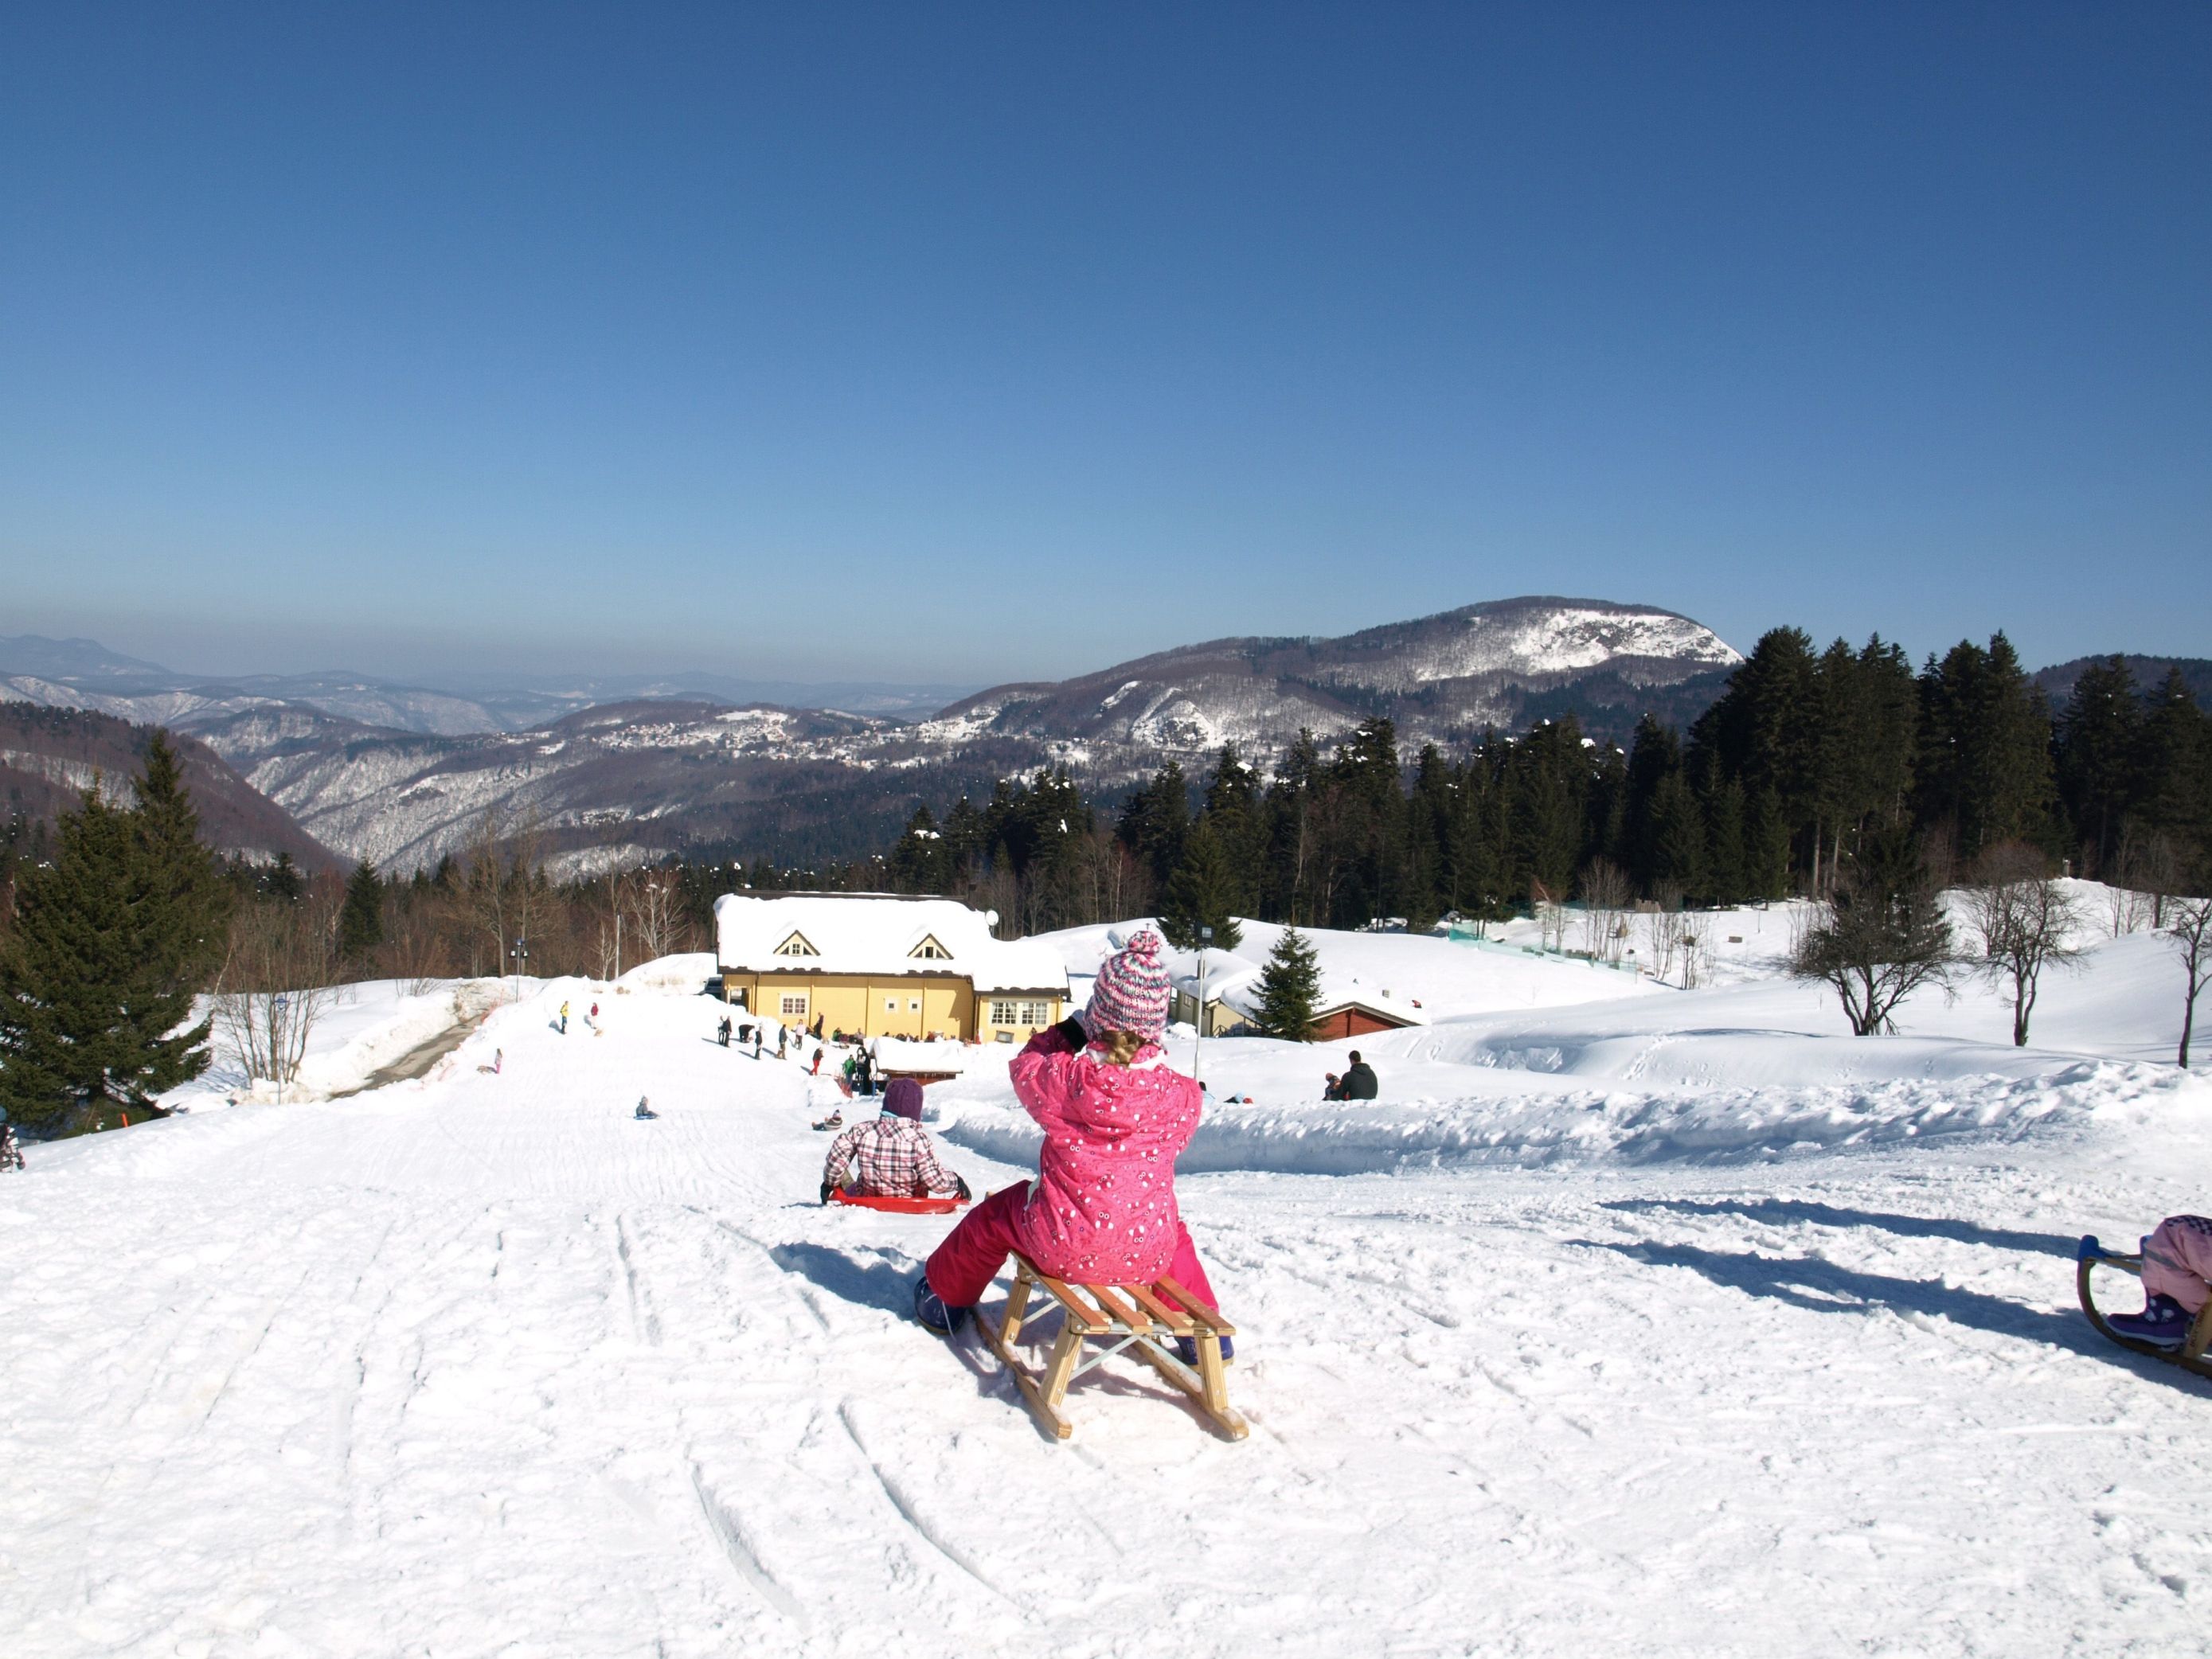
[
  {"xmin": 974, "ymin": 1253, "xmax": 1246, "ymax": 1443},
  {"xmin": 2077, "ymin": 1235, "xmax": 2212, "ymax": 1379},
  {"xmin": 827, "ymin": 1188, "xmax": 968, "ymax": 1215}
]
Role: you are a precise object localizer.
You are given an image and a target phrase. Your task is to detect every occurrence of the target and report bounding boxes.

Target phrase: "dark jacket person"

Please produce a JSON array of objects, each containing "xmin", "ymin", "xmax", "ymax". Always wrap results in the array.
[{"xmin": 1340, "ymin": 1052, "xmax": 1379, "ymax": 1099}]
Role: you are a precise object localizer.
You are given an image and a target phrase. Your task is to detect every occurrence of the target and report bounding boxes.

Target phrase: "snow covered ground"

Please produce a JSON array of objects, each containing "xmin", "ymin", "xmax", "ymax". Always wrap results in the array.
[{"xmin": 4, "ymin": 911, "xmax": 2211, "ymax": 1657}]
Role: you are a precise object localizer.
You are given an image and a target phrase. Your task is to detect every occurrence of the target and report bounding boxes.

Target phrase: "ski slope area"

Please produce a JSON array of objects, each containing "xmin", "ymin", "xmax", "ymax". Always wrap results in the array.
[{"xmin": 4, "ymin": 931, "xmax": 2212, "ymax": 1657}]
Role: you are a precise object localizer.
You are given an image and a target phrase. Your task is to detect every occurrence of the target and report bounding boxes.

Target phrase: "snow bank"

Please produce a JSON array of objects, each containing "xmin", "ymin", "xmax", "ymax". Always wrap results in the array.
[
  {"xmin": 940, "ymin": 1057, "xmax": 2207, "ymax": 1174},
  {"xmin": 617, "ymin": 951, "xmax": 719, "ymax": 993}
]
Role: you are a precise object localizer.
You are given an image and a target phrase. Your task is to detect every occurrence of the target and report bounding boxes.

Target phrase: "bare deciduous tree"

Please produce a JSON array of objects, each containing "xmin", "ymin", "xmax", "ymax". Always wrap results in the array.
[
  {"xmin": 1577, "ymin": 858, "xmax": 1630, "ymax": 963},
  {"xmin": 1962, "ymin": 842, "xmax": 2084, "ymax": 1048},
  {"xmin": 2166, "ymin": 895, "xmax": 2212, "ymax": 1069},
  {"xmin": 622, "ymin": 866, "xmax": 691, "ymax": 962},
  {"xmin": 1641, "ymin": 882, "xmax": 1687, "ymax": 982},
  {"xmin": 213, "ymin": 899, "xmax": 338, "ymax": 1099}
]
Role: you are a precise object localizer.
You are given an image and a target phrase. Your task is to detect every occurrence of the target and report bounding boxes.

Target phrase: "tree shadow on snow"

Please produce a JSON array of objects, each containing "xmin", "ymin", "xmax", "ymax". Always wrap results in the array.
[
  {"xmin": 1600, "ymin": 1197, "xmax": 2077, "ymax": 1259},
  {"xmin": 1579, "ymin": 1239, "xmax": 2113, "ymax": 1356},
  {"xmin": 767, "ymin": 1241, "xmax": 918, "ymax": 1317}
]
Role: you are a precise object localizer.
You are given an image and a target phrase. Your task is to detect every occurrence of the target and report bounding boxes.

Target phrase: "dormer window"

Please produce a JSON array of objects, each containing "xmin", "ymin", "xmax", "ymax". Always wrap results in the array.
[
  {"xmin": 774, "ymin": 931, "xmax": 819, "ymax": 958},
  {"xmin": 909, "ymin": 935, "xmax": 952, "ymax": 961}
]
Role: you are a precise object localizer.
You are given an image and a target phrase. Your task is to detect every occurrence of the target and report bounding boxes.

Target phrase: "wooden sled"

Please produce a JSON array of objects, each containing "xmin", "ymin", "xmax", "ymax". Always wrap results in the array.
[
  {"xmin": 827, "ymin": 1188, "xmax": 968, "ymax": 1215},
  {"xmin": 2077, "ymin": 1236, "xmax": 2212, "ymax": 1380},
  {"xmin": 973, "ymin": 1253, "xmax": 1247, "ymax": 1442}
]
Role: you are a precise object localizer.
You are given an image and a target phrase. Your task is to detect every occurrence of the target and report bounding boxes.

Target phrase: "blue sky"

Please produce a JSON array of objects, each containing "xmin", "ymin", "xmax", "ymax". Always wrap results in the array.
[{"xmin": 3, "ymin": 5, "xmax": 2206, "ymax": 685}]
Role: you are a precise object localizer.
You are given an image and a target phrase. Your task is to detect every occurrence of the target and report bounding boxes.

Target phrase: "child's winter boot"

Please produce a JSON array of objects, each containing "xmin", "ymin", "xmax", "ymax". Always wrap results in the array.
[
  {"xmin": 2108, "ymin": 1293, "xmax": 2193, "ymax": 1345},
  {"xmin": 913, "ymin": 1276, "xmax": 971, "ymax": 1335},
  {"xmin": 1173, "ymin": 1334, "xmax": 1234, "ymax": 1367}
]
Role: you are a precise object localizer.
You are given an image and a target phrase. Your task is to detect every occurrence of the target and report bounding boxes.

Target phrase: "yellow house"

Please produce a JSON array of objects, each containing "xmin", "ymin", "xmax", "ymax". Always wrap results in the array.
[{"xmin": 713, "ymin": 892, "xmax": 1069, "ymax": 1044}]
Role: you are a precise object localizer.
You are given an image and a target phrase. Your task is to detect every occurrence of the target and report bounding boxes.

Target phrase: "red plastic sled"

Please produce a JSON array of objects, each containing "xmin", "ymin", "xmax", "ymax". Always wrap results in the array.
[{"xmin": 827, "ymin": 1188, "xmax": 968, "ymax": 1215}]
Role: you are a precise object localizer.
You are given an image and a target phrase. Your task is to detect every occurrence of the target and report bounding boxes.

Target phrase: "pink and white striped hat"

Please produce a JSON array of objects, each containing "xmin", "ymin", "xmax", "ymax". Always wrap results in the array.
[{"xmin": 1082, "ymin": 928, "xmax": 1172, "ymax": 1043}]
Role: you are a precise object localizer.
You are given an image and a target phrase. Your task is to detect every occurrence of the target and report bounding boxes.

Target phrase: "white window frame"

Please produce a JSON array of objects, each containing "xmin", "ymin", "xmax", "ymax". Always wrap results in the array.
[{"xmin": 780, "ymin": 993, "xmax": 809, "ymax": 1017}]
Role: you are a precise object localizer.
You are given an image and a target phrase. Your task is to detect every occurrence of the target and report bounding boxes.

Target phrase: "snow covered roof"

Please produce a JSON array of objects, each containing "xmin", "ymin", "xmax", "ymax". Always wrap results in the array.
[
  {"xmin": 1205, "ymin": 965, "xmax": 1430, "ymax": 1029},
  {"xmin": 713, "ymin": 892, "xmax": 1068, "ymax": 995},
  {"xmin": 872, "ymin": 1037, "xmax": 971, "ymax": 1075}
]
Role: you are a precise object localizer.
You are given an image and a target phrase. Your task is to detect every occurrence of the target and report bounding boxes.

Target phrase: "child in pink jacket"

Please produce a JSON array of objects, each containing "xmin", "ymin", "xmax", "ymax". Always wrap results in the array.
[
  {"xmin": 2108, "ymin": 1214, "xmax": 2212, "ymax": 1345},
  {"xmin": 916, "ymin": 930, "xmax": 1227, "ymax": 1357}
]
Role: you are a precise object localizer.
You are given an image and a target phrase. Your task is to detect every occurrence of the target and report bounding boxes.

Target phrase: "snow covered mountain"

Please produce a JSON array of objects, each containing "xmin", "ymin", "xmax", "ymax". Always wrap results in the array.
[
  {"xmin": 936, "ymin": 596, "xmax": 1743, "ymax": 755},
  {"xmin": 151, "ymin": 597, "xmax": 1738, "ymax": 872}
]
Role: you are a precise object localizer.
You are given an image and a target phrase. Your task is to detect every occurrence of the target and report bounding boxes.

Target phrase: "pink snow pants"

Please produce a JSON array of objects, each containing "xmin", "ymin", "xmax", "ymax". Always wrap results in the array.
[
  {"xmin": 924, "ymin": 1183, "xmax": 1221, "ymax": 1314},
  {"xmin": 2141, "ymin": 1215, "xmax": 2212, "ymax": 1314}
]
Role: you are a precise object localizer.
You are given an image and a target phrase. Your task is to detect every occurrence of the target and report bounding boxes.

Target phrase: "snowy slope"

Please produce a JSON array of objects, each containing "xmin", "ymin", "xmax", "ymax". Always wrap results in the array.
[{"xmin": 3, "ymin": 931, "xmax": 2210, "ymax": 1657}]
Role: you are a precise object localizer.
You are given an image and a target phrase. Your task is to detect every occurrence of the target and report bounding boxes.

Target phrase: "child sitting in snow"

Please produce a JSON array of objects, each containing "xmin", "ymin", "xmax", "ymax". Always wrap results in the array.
[
  {"xmin": 914, "ymin": 928, "xmax": 1232, "ymax": 1361},
  {"xmin": 820, "ymin": 1079, "xmax": 968, "ymax": 1202},
  {"xmin": 2108, "ymin": 1215, "xmax": 2212, "ymax": 1345}
]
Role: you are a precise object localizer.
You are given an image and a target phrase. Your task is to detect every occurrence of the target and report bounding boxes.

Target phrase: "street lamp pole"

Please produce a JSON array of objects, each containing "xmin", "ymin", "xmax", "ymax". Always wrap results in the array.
[
  {"xmin": 1194, "ymin": 924, "xmax": 1213, "ymax": 1088},
  {"xmin": 510, "ymin": 936, "xmax": 528, "ymax": 1004}
]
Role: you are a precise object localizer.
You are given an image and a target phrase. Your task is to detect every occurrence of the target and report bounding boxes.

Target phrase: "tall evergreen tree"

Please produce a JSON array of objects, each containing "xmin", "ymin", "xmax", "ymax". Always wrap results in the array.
[
  {"xmin": 889, "ymin": 803, "xmax": 953, "ymax": 892},
  {"xmin": 1117, "ymin": 762, "xmax": 1190, "ymax": 884},
  {"xmin": 1158, "ymin": 820, "xmax": 1244, "ymax": 951},
  {"xmin": 340, "ymin": 859, "xmax": 386, "ymax": 964},
  {"xmin": 1649, "ymin": 771, "xmax": 1709, "ymax": 900},
  {"xmin": 2135, "ymin": 668, "xmax": 2212, "ymax": 869},
  {"xmin": 1703, "ymin": 775, "xmax": 1749, "ymax": 904},
  {"xmin": 1916, "ymin": 634, "xmax": 2057, "ymax": 860},
  {"xmin": 0, "ymin": 738, "xmax": 230, "ymax": 1134},
  {"xmin": 1247, "ymin": 926, "xmax": 1321, "ymax": 1041},
  {"xmin": 1690, "ymin": 627, "xmax": 1821, "ymax": 877},
  {"xmin": 2053, "ymin": 655, "xmax": 2142, "ymax": 876}
]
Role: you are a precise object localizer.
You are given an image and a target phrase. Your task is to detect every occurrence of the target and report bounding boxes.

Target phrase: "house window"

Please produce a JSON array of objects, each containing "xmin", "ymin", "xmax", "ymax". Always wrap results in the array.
[
  {"xmin": 1021, "ymin": 1001, "xmax": 1050, "ymax": 1025},
  {"xmin": 992, "ymin": 1000, "xmax": 1050, "ymax": 1027},
  {"xmin": 774, "ymin": 932, "xmax": 819, "ymax": 958},
  {"xmin": 909, "ymin": 997, "xmax": 922, "ymax": 1013},
  {"xmin": 885, "ymin": 998, "xmax": 897, "ymax": 1012},
  {"xmin": 780, "ymin": 993, "xmax": 808, "ymax": 1017},
  {"xmin": 909, "ymin": 935, "xmax": 952, "ymax": 960},
  {"xmin": 990, "ymin": 1000, "xmax": 1019, "ymax": 1027}
]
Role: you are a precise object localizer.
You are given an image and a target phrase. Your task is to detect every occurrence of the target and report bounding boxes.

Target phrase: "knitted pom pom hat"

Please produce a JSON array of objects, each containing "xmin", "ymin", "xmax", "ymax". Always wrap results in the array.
[
  {"xmin": 881, "ymin": 1078, "xmax": 925, "ymax": 1121},
  {"xmin": 1082, "ymin": 928, "xmax": 1172, "ymax": 1044}
]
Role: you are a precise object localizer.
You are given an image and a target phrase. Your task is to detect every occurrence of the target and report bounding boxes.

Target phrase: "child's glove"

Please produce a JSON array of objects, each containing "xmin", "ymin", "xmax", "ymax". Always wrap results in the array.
[
  {"xmin": 820, "ymin": 1183, "xmax": 835, "ymax": 1205},
  {"xmin": 954, "ymin": 1173, "xmax": 972, "ymax": 1201}
]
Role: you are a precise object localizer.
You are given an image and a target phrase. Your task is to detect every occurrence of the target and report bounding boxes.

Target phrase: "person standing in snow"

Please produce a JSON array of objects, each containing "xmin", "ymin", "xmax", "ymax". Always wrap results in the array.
[
  {"xmin": 1339, "ymin": 1052, "xmax": 1379, "ymax": 1099},
  {"xmin": 718, "ymin": 1016, "xmax": 732, "ymax": 1047},
  {"xmin": 2108, "ymin": 1216, "xmax": 2212, "ymax": 1345},
  {"xmin": 810, "ymin": 1047, "xmax": 824, "ymax": 1077},
  {"xmin": 820, "ymin": 1079, "xmax": 967, "ymax": 1202},
  {"xmin": 559, "ymin": 1000, "xmax": 570, "ymax": 1035},
  {"xmin": 916, "ymin": 929, "xmax": 1231, "ymax": 1361},
  {"xmin": 776, "ymin": 1027, "xmax": 787, "ymax": 1060},
  {"xmin": 855, "ymin": 1047, "xmax": 875, "ymax": 1098},
  {"xmin": 0, "ymin": 1108, "xmax": 23, "ymax": 1172}
]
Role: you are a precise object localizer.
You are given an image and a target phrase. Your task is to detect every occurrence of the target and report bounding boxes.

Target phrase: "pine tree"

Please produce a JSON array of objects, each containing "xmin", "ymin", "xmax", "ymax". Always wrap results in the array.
[
  {"xmin": 340, "ymin": 859, "xmax": 385, "ymax": 965},
  {"xmin": 265, "ymin": 849, "xmax": 304, "ymax": 904},
  {"xmin": 1159, "ymin": 821, "xmax": 1244, "ymax": 951},
  {"xmin": 1703, "ymin": 775, "xmax": 1749, "ymax": 904},
  {"xmin": 0, "ymin": 737, "xmax": 229, "ymax": 1133},
  {"xmin": 1248, "ymin": 926, "xmax": 1321, "ymax": 1041},
  {"xmin": 2136, "ymin": 669, "xmax": 2212, "ymax": 868},
  {"xmin": 1746, "ymin": 787, "xmax": 1792, "ymax": 900},
  {"xmin": 2054, "ymin": 655, "xmax": 2142, "ymax": 876},
  {"xmin": 1117, "ymin": 762, "xmax": 1190, "ymax": 884},
  {"xmin": 1649, "ymin": 771, "xmax": 1709, "ymax": 900}
]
